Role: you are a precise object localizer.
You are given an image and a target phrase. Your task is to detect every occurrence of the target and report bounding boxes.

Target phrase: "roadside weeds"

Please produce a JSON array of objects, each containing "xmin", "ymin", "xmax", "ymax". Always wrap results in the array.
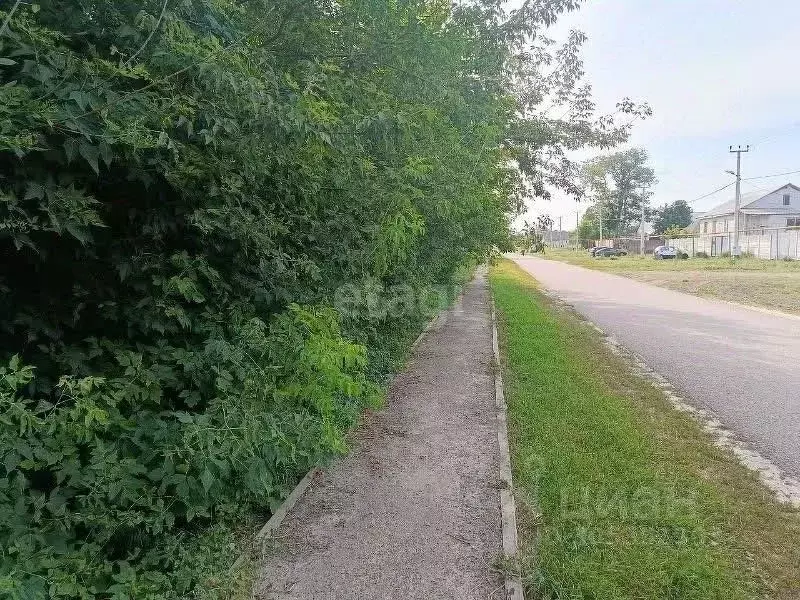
[{"xmin": 490, "ymin": 259, "xmax": 800, "ymax": 599}]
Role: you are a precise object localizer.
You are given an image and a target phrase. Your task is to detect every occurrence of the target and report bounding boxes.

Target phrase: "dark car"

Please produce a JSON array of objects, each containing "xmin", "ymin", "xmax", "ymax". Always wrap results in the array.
[
  {"xmin": 589, "ymin": 246, "xmax": 611, "ymax": 257},
  {"xmin": 594, "ymin": 247, "xmax": 627, "ymax": 257}
]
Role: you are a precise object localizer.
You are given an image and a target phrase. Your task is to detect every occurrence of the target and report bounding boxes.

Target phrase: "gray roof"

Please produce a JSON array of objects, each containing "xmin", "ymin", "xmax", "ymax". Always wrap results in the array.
[
  {"xmin": 740, "ymin": 207, "xmax": 800, "ymax": 215},
  {"xmin": 700, "ymin": 191, "xmax": 762, "ymax": 218}
]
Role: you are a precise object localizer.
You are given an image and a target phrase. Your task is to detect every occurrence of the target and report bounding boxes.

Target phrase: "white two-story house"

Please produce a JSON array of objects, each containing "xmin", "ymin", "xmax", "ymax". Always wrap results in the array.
[{"xmin": 692, "ymin": 183, "xmax": 800, "ymax": 234}]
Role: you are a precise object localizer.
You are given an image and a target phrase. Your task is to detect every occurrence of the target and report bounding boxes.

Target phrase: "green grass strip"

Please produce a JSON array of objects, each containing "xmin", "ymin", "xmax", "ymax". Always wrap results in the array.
[{"xmin": 490, "ymin": 259, "xmax": 800, "ymax": 600}]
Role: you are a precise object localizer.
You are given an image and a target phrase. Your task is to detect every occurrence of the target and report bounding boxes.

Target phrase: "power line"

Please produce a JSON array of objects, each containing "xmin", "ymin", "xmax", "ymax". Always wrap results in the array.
[
  {"xmin": 685, "ymin": 166, "xmax": 798, "ymax": 208},
  {"xmin": 686, "ymin": 167, "xmax": 800, "ymax": 207},
  {"xmin": 687, "ymin": 182, "xmax": 735, "ymax": 205},
  {"xmin": 689, "ymin": 167, "xmax": 797, "ymax": 207},
  {"xmin": 743, "ymin": 168, "xmax": 800, "ymax": 181},
  {"xmin": 740, "ymin": 180, "xmax": 770, "ymax": 194},
  {"xmin": 643, "ymin": 122, "xmax": 800, "ymax": 192},
  {"xmin": 748, "ymin": 121, "xmax": 800, "ymax": 148}
]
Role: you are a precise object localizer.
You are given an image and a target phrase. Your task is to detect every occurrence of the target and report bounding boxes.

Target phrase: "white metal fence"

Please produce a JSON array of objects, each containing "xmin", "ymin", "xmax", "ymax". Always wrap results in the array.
[{"xmin": 668, "ymin": 228, "xmax": 800, "ymax": 260}]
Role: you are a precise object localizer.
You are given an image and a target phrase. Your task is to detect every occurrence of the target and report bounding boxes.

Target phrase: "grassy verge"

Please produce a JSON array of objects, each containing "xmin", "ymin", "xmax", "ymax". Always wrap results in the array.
[
  {"xmin": 173, "ymin": 518, "xmax": 259, "ymax": 600},
  {"xmin": 490, "ymin": 259, "xmax": 800, "ymax": 599},
  {"xmin": 539, "ymin": 248, "xmax": 800, "ymax": 315}
]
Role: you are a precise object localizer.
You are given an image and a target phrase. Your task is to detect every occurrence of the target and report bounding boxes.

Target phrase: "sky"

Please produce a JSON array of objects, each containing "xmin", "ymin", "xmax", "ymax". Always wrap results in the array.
[{"xmin": 517, "ymin": 0, "xmax": 800, "ymax": 231}]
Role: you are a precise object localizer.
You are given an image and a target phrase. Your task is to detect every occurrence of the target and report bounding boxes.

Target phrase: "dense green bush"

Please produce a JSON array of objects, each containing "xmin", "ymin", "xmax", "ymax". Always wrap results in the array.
[{"xmin": 0, "ymin": 0, "xmax": 645, "ymax": 596}]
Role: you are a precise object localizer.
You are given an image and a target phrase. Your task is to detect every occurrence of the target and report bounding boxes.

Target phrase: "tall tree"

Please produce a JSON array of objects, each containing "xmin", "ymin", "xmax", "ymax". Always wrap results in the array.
[
  {"xmin": 652, "ymin": 200, "xmax": 693, "ymax": 233},
  {"xmin": 581, "ymin": 148, "xmax": 657, "ymax": 236},
  {"xmin": 577, "ymin": 204, "xmax": 602, "ymax": 241}
]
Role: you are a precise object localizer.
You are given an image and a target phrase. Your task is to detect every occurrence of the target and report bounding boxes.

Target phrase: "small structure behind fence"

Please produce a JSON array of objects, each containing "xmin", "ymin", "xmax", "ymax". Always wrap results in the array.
[
  {"xmin": 668, "ymin": 227, "xmax": 800, "ymax": 260},
  {"xmin": 614, "ymin": 236, "xmax": 666, "ymax": 254},
  {"xmin": 544, "ymin": 230, "xmax": 573, "ymax": 248},
  {"xmin": 575, "ymin": 236, "xmax": 665, "ymax": 253}
]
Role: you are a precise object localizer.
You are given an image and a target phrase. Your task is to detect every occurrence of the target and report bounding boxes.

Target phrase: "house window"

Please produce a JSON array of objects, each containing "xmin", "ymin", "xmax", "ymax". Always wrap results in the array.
[
  {"xmin": 724, "ymin": 220, "xmax": 729, "ymax": 232},
  {"xmin": 784, "ymin": 194, "xmax": 791, "ymax": 206},
  {"xmin": 787, "ymin": 218, "xmax": 800, "ymax": 227},
  {"xmin": 703, "ymin": 221, "xmax": 708, "ymax": 233}
]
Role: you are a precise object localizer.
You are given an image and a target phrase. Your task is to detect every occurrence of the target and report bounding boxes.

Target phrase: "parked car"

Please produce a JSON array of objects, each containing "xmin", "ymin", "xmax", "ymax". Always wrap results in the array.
[
  {"xmin": 589, "ymin": 246, "xmax": 611, "ymax": 256},
  {"xmin": 653, "ymin": 245, "xmax": 678, "ymax": 259},
  {"xmin": 594, "ymin": 247, "xmax": 627, "ymax": 257}
]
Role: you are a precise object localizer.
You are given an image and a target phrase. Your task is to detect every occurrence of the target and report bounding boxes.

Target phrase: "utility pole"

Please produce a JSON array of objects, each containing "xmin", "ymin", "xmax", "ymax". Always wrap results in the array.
[
  {"xmin": 599, "ymin": 201, "xmax": 603, "ymax": 243},
  {"xmin": 639, "ymin": 187, "xmax": 646, "ymax": 257},
  {"xmin": 575, "ymin": 207, "xmax": 580, "ymax": 252},
  {"xmin": 558, "ymin": 216, "xmax": 562, "ymax": 248},
  {"xmin": 730, "ymin": 145, "xmax": 750, "ymax": 257}
]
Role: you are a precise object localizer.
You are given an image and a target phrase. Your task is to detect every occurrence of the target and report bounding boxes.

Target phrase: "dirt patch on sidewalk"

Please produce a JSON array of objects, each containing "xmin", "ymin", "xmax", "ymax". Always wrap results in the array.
[{"xmin": 255, "ymin": 270, "xmax": 503, "ymax": 600}]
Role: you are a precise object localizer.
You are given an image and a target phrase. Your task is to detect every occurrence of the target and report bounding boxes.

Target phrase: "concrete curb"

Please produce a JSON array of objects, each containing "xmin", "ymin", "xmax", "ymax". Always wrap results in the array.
[
  {"xmin": 255, "ymin": 467, "xmax": 321, "ymax": 542},
  {"xmin": 229, "ymin": 465, "xmax": 320, "ymax": 572},
  {"xmin": 490, "ymin": 297, "xmax": 525, "ymax": 600},
  {"xmin": 410, "ymin": 308, "xmax": 444, "ymax": 352},
  {"xmin": 231, "ymin": 307, "xmax": 448, "ymax": 574}
]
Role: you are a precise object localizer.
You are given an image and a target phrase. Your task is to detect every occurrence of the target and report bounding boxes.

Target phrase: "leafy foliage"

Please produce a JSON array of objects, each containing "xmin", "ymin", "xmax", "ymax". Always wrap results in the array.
[
  {"xmin": 653, "ymin": 200, "xmax": 693, "ymax": 234},
  {"xmin": 0, "ymin": 0, "xmax": 642, "ymax": 597},
  {"xmin": 517, "ymin": 215, "xmax": 553, "ymax": 253},
  {"xmin": 577, "ymin": 203, "xmax": 602, "ymax": 241},
  {"xmin": 580, "ymin": 148, "xmax": 657, "ymax": 237}
]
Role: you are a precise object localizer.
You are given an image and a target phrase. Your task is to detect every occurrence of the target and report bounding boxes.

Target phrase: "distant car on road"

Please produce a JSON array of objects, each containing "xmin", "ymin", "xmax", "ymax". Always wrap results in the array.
[
  {"xmin": 594, "ymin": 247, "xmax": 627, "ymax": 257},
  {"xmin": 653, "ymin": 245, "xmax": 678, "ymax": 259}
]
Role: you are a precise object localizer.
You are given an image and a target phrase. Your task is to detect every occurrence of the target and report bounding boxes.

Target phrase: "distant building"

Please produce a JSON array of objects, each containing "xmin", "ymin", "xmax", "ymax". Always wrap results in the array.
[{"xmin": 691, "ymin": 183, "xmax": 800, "ymax": 234}]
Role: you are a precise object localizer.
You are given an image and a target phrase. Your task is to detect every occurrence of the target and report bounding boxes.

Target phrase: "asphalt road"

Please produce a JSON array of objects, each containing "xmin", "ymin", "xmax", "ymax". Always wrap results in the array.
[{"xmin": 512, "ymin": 255, "xmax": 800, "ymax": 478}]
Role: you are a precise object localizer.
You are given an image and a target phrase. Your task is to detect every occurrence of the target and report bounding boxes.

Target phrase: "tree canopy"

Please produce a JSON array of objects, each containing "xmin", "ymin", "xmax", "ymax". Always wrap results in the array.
[
  {"xmin": 0, "ymin": 0, "xmax": 645, "ymax": 597},
  {"xmin": 580, "ymin": 148, "xmax": 657, "ymax": 237},
  {"xmin": 653, "ymin": 200, "xmax": 693, "ymax": 234},
  {"xmin": 577, "ymin": 203, "xmax": 602, "ymax": 241}
]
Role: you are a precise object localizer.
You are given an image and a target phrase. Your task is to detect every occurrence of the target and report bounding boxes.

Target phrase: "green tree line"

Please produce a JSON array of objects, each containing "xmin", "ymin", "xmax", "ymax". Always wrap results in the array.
[
  {"xmin": 577, "ymin": 150, "xmax": 693, "ymax": 241},
  {"xmin": 0, "ymin": 0, "xmax": 645, "ymax": 597},
  {"xmin": 578, "ymin": 148, "xmax": 656, "ymax": 240}
]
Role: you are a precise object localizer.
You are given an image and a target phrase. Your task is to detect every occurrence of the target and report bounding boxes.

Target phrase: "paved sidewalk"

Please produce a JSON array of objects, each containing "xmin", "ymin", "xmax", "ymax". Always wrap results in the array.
[{"xmin": 256, "ymin": 270, "xmax": 503, "ymax": 599}]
